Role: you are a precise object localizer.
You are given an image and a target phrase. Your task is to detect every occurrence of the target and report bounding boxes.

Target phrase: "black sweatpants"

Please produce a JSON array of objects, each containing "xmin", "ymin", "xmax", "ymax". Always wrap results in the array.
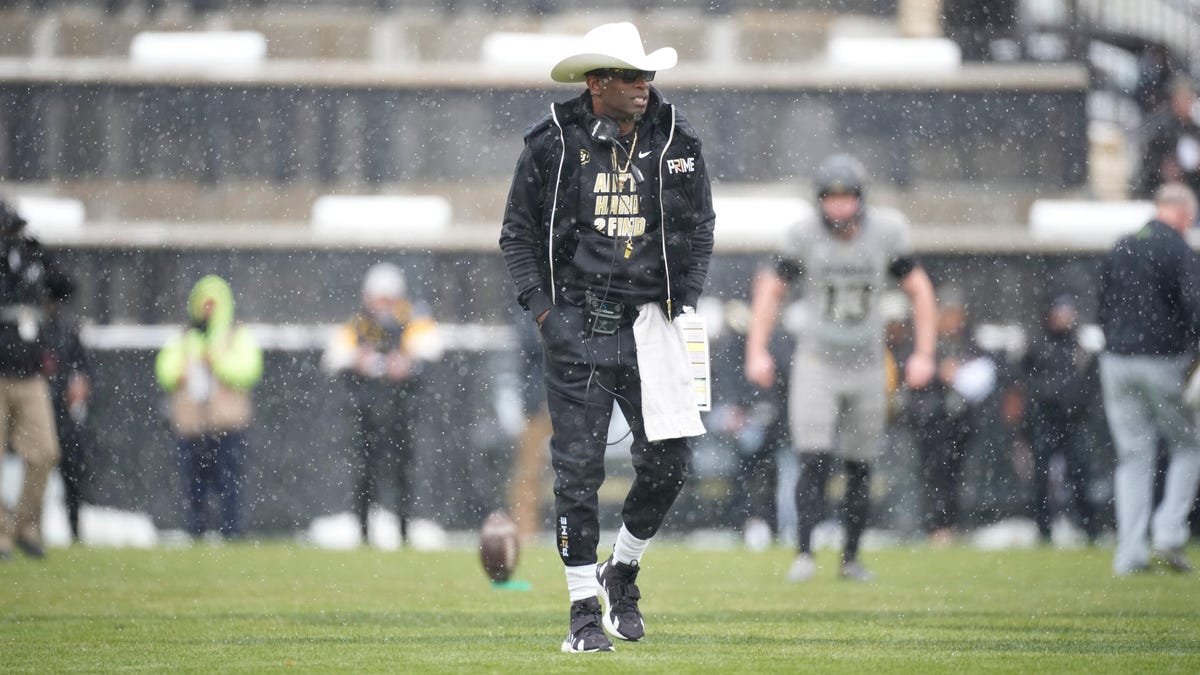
[{"xmin": 540, "ymin": 298, "xmax": 692, "ymax": 567}]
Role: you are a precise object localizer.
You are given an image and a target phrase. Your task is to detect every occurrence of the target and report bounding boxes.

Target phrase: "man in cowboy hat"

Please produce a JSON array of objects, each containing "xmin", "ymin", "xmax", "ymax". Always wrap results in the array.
[{"xmin": 499, "ymin": 22, "xmax": 716, "ymax": 653}]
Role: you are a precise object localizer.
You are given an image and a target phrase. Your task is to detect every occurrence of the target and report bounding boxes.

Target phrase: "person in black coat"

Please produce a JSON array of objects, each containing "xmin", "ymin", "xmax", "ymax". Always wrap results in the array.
[
  {"xmin": 1020, "ymin": 295, "xmax": 1099, "ymax": 544},
  {"xmin": 499, "ymin": 22, "xmax": 715, "ymax": 652},
  {"xmin": 906, "ymin": 292, "xmax": 991, "ymax": 546},
  {"xmin": 42, "ymin": 273, "xmax": 95, "ymax": 543},
  {"xmin": 715, "ymin": 301, "xmax": 791, "ymax": 550}
]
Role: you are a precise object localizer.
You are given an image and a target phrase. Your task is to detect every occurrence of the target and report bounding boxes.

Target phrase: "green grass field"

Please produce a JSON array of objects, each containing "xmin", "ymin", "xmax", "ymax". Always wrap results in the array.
[{"xmin": 3, "ymin": 540, "xmax": 1198, "ymax": 673}]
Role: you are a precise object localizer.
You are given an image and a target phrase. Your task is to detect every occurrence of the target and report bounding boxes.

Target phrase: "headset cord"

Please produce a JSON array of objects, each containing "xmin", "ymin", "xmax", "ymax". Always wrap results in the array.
[{"xmin": 582, "ymin": 226, "xmax": 636, "ymax": 447}]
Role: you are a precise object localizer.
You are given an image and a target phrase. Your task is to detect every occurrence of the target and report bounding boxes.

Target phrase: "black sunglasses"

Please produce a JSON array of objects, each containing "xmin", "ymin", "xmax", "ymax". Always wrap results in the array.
[{"xmin": 597, "ymin": 68, "xmax": 655, "ymax": 84}]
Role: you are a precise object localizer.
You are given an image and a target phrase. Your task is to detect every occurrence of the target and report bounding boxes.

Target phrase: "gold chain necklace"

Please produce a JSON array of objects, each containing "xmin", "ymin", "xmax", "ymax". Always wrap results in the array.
[
  {"xmin": 608, "ymin": 130, "xmax": 639, "ymax": 260},
  {"xmin": 610, "ymin": 130, "xmax": 639, "ymax": 175}
]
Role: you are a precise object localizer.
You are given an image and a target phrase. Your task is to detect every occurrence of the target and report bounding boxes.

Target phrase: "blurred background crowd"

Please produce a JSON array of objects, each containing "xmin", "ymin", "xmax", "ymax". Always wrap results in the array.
[{"xmin": 1, "ymin": 0, "xmax": 1199, "ymax": 550}]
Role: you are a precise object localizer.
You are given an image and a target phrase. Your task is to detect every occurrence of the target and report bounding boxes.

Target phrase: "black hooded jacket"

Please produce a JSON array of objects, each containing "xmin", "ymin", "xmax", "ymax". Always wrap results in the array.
[
  {"xmin": 1022, "ymin": 326, "xmax": 1094, "ymax": 417},
  {"xmin": 499, "ymin": 87, "xmax": 716, "ymax": 320}
]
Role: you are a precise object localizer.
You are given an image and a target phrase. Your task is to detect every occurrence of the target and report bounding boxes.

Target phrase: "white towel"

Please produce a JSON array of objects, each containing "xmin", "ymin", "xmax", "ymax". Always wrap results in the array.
[{"xmin": 634, "ymin": 303, "xmax": 706, "ymax": 442}]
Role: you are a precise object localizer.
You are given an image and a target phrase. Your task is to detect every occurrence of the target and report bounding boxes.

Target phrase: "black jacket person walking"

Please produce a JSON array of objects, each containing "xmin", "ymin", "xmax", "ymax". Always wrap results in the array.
[{"xmin": 499, "ymin": 22, "xmax": 715, "ymax": 653}]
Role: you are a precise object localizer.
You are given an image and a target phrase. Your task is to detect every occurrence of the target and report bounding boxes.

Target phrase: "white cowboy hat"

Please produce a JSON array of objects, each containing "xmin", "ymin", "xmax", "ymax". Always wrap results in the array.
[{"xmin": 550, "ymin": 22, "xmax": 677, "ymax": 83}]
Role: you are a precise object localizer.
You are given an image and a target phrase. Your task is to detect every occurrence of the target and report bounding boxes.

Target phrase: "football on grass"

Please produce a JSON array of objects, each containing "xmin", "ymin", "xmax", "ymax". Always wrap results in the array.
[{"xmin": 479, "ymin": 511, "xmax": 520, "ymax": 583}]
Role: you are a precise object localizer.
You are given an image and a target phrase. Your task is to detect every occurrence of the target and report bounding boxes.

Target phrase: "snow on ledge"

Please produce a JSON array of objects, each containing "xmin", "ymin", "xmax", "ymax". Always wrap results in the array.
[{"xmin": 130, "ymin": 31, "xmax": 267, "ymax": 73}]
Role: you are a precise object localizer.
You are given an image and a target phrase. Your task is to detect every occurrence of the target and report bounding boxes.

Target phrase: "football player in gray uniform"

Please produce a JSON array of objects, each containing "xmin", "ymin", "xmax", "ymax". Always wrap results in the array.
[{"xmin": 745, "ymin": 154, "xmax": 937, "ymax": 581}]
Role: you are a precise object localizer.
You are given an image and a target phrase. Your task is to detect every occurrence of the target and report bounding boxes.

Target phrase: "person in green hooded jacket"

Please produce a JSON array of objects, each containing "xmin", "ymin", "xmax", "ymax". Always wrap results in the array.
[{"xmin": 155, "ymin": 275, "xmax": 263, "ymax": 539}]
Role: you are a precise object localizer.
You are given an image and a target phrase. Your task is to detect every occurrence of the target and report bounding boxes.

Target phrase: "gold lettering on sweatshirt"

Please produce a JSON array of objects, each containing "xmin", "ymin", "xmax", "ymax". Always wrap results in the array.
[{"xmin": 592, "ymin": 172, "xmax": 645, "ymax": 241}]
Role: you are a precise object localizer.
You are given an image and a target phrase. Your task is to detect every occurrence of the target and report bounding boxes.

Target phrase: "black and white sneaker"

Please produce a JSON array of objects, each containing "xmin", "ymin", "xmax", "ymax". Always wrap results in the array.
[
  {"xmin": 596, "ymin": 556, "xmax": 645, "ymax": 641},
  {"xmin": 560, "ymin": 597, "xmax": 614, "ymax": 653}
]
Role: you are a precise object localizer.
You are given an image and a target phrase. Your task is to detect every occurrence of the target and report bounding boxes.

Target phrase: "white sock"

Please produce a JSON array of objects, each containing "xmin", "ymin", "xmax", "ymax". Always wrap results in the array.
[
  {"xmin": 565, "ymin": 563, "xmax": 598, "ymax": 602},
  {"xmin": 612, "ymin": 525, "xmax": 649, "ymax": 566}
]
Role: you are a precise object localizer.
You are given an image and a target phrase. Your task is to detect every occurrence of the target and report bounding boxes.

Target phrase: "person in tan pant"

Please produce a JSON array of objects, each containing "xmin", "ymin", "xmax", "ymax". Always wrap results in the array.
[
  {"xmin": 0, "ymin": 199, "xmax": 63, "ymax": 560},
  {"xmin": 0, "ymin": 376, "xmax": 60, "ymax": 558}
]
